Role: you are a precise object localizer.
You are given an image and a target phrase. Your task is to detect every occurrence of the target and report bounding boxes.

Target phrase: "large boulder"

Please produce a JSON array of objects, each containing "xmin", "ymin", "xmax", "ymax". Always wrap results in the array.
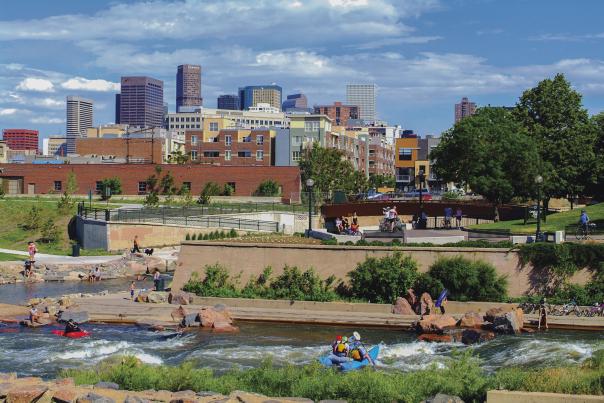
[
  {"xmin": 198, "ymin": 307, "xmax": 234, "ymax": 328},
  {"xmin": 181, "ymin": 313, "xmax": 199, "ymax": 328},
  {"xmin": 144, "ymin": 257, "xmax": 166, "ymax": 273},
  {"xmin": 125, "ymin": 261, "xmax": 147, "ymax": 275},
  {"xmin": 212, "ymin": 320, "xmax": 239, "ymax": 333},
  {"xmin": 52, "ymin": 387, "xmax": 79, "ymax": 403},
  {"xmin": 486, "ymin": 307, "xmax": 524, "ymax": 335},
  {"xmin": 6, "ymin": 384, "xmax": 49, "ymax": 403},
  {"xmin": 146, "ymin": 292, "xmax": 167, "ymax": 304},
  {"xmin": 457, "ymin": 312, "xmax": 484, "ymax": 329},
  {"xmin": 405, "ymin": 289, "xmax": 417, "ymax": 309},
  {"xmin": 392, "ymin": 297, "xmax": 415, "ymax": 315},
  {"xmin": 59, "ymin": 311, "xmax": 90, "ymax": 324},
  {"xmin": 419, "ymin": 292, "xmax": 434, "ymax": 316},
  {"xmin": 416, "ymin": 314, "xmax": 457, "ymax": 334},
  {"xmin": 77, "ymin": 392, "xmax": 116, "ymax": 403},
  {"xmin": 418, "ymin": 333, "xmax": 453, "ymax": 343},
  {"xmin": 58, "ymin": 296, "xmax": 73, "ymax": 307},
  {"xmin": 168, "ymin": 291, "xmax": 192, "ymax": 305},
  {"xmin": 484, "ymin": 307, "xmax": 506, "ymax": 323},
  {"xmin": 171, "ymin": 306, "xmax": 188, "ymax": 322},
  {"xmin": 460, "ymin": 329, "xmax": 496, "ymax": 345}
]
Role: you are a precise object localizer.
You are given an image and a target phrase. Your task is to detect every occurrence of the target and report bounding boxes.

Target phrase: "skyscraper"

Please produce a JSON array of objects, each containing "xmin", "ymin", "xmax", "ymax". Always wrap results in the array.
[
  {"xmin": 118, "ymin": 76, "xmax": 164, "ymax": 128},
  {"xmin": 114, "ymin": 94, "xmax": 121, "ymax": 124},
  {"xmin": 282, "ymin": 93, "xmax": 308, "ymax": 111},
  {"xmin": 217, "ymin": 94, "xmax": 240, "ymax": 110},
  {"xmin": 238, "ymin": 85, "xmax": 282, "ymax": 111},
  {"xmin": 454, "ymin": 97, "xmax": 477, "ymax": 123},
  {"xmin": 176, "ymin": 64, "xmax": 202, "ymax": 111},
  {"xmin": 346, "ymin": 84, "xmax": 376, "ymax": 123},
  {"xmin": 66, "ymin": 96, "xmax": 93, "ymax": 154}
]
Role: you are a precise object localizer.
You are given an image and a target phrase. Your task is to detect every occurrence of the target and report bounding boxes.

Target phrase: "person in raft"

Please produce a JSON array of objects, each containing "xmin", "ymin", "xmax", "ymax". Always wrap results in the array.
[
  {"xmin": 348, "ymin": 332, "xmax": 375, "ymax": 367},
  {"xmin": 328, "ymin": 335, "xmax": 350, "ymax": 364},
  {"xmin": 64, "ymin": 319, "xmax": 82, "ymax": 335}
]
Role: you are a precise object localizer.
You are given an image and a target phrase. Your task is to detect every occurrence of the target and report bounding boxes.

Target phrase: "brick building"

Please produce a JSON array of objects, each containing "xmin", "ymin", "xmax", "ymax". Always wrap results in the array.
[
  {"xmin": 0, "ymin": 164, "xmax": 301, "ymax": 199},
  {"xmin": 313, "ymin": 102, "xmax": 359, "ymax": 126},
  {"xmin": 368, "ymin": 138, "xmax": 395, "ymax": 176},
  {"xmin": 185, "ymin": 128, "xmax": 273, "ymax": 166},
  {"xmin": 75, "ymin": 137, "xmax": 163, "ymax": 164},
  {"xmin": 1, "ymin": 129, "xmax": 38, "ymax": 151}
]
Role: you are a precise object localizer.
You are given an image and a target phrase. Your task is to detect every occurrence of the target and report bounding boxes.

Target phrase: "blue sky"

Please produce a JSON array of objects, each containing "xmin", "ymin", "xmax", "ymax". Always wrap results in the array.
[{"xmin": 1, "ymin": 0, "xmax": 603, "ymax": 141}]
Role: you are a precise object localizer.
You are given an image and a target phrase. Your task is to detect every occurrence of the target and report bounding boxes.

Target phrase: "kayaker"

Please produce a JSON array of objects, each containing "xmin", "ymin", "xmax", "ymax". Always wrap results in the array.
[
  {"xmin": 349, "ymin": 332, "xmax": 375, "ymax": 367},
  {"xmin": 328, "ymin": 335, "xmax": 350, "ymax": 364},
  {"xmin": 64, "ymin": 319, "xmax": 82, "ymax": 335}
]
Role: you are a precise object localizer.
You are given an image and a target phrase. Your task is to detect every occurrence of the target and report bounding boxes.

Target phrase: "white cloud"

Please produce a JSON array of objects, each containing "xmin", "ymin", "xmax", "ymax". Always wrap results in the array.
[
  {"xmin": 35, "ymin": 98, "xmax": 64, "ymax": 109},
  {"xmin": 16, "ymin": 77, "xmax": 55, "ymax": 92},
  {"xmin": 531, "ymin": 32, "xmax": 604, "ymax": 42},
  {"xmin": 30, "ymin": 116, "xmax": 65, "ymax": 124},
  {"xmin": 0, "ymin": 108, "xmax": 18, "ymax": 115},
  {"xmin": 61, "ymin": 77, "xmax": 119, "ymax": 92}
]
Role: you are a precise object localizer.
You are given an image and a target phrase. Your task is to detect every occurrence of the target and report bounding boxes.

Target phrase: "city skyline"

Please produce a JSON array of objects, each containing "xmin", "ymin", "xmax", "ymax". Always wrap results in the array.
[{"xmin": 1, "ymin": 0, "xmax": 604, "ymax": 141}]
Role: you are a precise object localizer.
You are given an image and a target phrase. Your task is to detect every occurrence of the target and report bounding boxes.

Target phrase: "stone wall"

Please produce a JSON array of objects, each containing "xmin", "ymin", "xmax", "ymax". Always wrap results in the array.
[{"xmin": 173, "ymin": 242, "xmax": 593, "ymax": 297}]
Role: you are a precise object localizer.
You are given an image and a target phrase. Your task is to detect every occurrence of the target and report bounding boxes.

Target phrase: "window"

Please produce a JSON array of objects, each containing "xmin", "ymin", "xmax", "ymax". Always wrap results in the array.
[
  {"xmin": 227, "ymin": 182, "xmax": 236, "ymax": 193},
  {"xmin": 225, "ymin": 150, "xmax": 231, "ymax": 161},
  {"xmin": 292, "ymin": 136, "xmax": 302, "ymax": 146},
  {"xmin": 203, "ymin": 151, "xmax": 220, "ymax": 158},
  {"xmin": 304, "ymin": 121, "xmax": 320, "ymax": 132},
  {"xmin": 256, "ymin": 150, "xmax": 264, "ymax": 161},
  {"xmin": 191, "ymin": 150, "xmax": 198, "ymax": 161},
  {"xmin": 256, "ymin": 135, "xmax": 264, "ymax": 145},
  {"xmin": 225, "ymin": 135, "xmax": 232, "ymax": 146},
  {"xmin": 138, "ymin": 181, "xmax": 147, "ymax": 193},
  {"xmin": 209, "ymin": 122, "xmax": 218, "ymax": 131},
  {"xmin": 182, "ymin": 182, "xmax": 191, "ymax": 191},
  {"xmin": 238, "ymin": 151, "xmax": 251, "ymax": 158},
  {"xmin": 191, "ymin": 135, "xmax": 198, "ymax": 145},
  {"xmin": 242, "ymin": 136, "xmax": 252, "ymax": 143},
  {"xmin": 398, "ymin": 148, "xmax": 413, "ymax": 161},
  {"xmin": 208, "ymin": 137, "xmax": 218, "ymax": 143},
  {"xmin": 95, "ymin": 181, "xmax": 103, "ymax": 193},
  {"xmin": 54, "ymin": 181, "xmax": 62, "ymax": 191},
  {"xmin": 292, "ymin": 151, "xmax": 301, "ymax": 161}
]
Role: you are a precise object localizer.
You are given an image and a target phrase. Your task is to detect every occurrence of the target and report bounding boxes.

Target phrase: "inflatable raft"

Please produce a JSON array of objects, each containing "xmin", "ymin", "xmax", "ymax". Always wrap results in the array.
[
  {"xmin": 51, "ymin": 329, "xmax": 90, "ymax": 338},
  {"xmin": 319, "ymin": 345, "xmax": 379, "ymax": 372}
]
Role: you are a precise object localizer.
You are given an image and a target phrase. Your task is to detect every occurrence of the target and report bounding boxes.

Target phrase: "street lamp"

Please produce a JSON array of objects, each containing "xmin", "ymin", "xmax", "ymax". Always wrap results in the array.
[
  {"xmin": 306, "ymin": 178, "xmax": 315, "ymax": 237},
  {"xmin": 535, "ymin": 175, "xmax": 543, "ymax": 241}
]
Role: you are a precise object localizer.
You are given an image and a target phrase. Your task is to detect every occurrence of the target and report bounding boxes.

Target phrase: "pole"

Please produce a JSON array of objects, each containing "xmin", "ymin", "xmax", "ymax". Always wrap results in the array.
[
  {"xmin": 536, "ymin": 185, "xmax": 541, "ymax": 241},
  {"xmin": 308, "ymin": 187, "xmax": 312, "ymax": 236}
]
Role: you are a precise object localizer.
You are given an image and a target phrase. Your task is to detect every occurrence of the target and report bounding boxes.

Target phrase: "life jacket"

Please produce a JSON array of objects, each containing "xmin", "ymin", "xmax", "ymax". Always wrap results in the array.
[
  {"xmin": 350, "ymin": 349, "xmax": 362, "ymax": 361},
  {"xmin": 335, "ymin": 342, "xmax": 348, "ymax": 354}
]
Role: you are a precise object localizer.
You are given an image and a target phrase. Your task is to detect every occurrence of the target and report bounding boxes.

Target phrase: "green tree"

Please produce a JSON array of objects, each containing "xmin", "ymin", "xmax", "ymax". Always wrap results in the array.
[
  {"xmin": 22, "ymin": 204, "xmax": 42, "ymax": 230},
  {"xmin": 298, "ymin": 143, "xmax": 367, "ymax": 197},
  {"xmin": 431, "ymin": 107, "xmax": 541, "ymax": 207},
  {"xmin": 514, "ymin": 74, "xmax": 598, "ymax": 208},
  {"xmin": 368, "ymin": 174, "xmax": 395, "ymax": 189},
  {"xmin": 198, "ymin": 182, "xmax": 221, "ymax": 204},
  {"xmin": 222, "ymin": 183, "xmax": 234, "ymax": 196},
  {"xmin": 587, "ymin": 112, "xmax": 604, "ymax": 200},
  {"xmin": 255, "ymin": 179, "xmax": 281, "ymax": 196},
  {"xmin": 170, "ymin": 150, "xmax": 189, "ymax": 165},
  {"xmin": 144, "ymin": 166, "xmax": 178, "ymax": 206},
  {"xmin": 39, "ymin": 217, "xmax": 60, "ymax": 243},
  {"xmin": 100, "ymin": 177, "xmax": 122, "ymax": 200},
  {"xmin": 57, "ymin": 172, "xmax": 78, "ymax": 211}
]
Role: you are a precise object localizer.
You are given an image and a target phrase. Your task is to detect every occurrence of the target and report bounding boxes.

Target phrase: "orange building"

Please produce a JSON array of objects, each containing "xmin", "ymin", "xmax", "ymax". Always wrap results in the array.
[{"xmin": 394, "ymin": 135, "xmax": 419, "ymax": 190}]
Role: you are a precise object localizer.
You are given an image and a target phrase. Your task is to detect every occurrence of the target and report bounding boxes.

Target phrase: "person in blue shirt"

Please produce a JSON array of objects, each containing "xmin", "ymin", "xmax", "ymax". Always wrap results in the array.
[
  {"xmin": 580, "ymin": 210, "xmax": 590, "ymax": 231},
  {"xmin": 348, "ymin": 332, "xmax": 375, "ymax": 367}
]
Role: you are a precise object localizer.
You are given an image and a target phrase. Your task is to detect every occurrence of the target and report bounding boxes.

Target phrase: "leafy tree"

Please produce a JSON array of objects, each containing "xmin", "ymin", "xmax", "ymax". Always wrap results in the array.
[
  {"xmin": 348, "ymin": 252, "xmax": 419, "ymax": 304},
  {"xmin": 40, "ymin": 217, "xmax": 60, "ymax": 243},
  {"xmin": 170, "ymin": 150, "xmax": 189, "ymax": 165},
  {"xmin": 431, "ymin": 107, "xmax": 541, "ymax": 207},
  {"xmin": 57, "ymin": 172, "xmax": 78, "ymax": 211},
  {"xmin": 587, "ymin": 112, "xmax": 604, "ymax": 201},
  {"xmin": 144, "ymin": 166, "xmax": 178, "ymax": 207},
  {"xmin": 22, "ymin": 204, "xmax": 42, "ymax": 230},
  {"xmin": 514, "ymin": 74, "xmax": 598, "ymax": 207},
  {"xmin": 298, "ymin": 143, "xmax": 367, "ymax": 197},
  {"xmin": 368, "ymin": 174, "xmax": 395, "ymax": 189},
  {"xmin": 198, "ymin": 181, "xmax": 221, "ymax": 204},
  {"xmin": 255, "ymin": 179, "xmax": 281, "ymax": 196},
  {"xmin": 100, "ymin": 177, "xmax": 122, "ymax": 200},
  {"xmin": 222, "ymin": 183, "xmax": 234, "ymax": 196}
]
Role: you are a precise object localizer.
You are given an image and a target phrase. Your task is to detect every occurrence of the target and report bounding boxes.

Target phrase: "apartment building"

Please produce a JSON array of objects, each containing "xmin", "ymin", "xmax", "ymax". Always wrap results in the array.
[
  {"xmin": 185, "ymin": 128, "xmax": 273, "ymax": 166},
  {"xmin": 313, "ymin": 102, "xmax": 359, "ymax": 126},
  {"xmin": 395, "ymin": 133, "xmax": 419, "ymax": 191},
  {"xmin": 368, "ymin": 136, "xmax": 395, "ymax": 176},
  {"xmin": 455, "ymin": 97, "xmax": 477, "ymax": 123},
  {"xmin": 42, "ymin": 136, "xmax": 67, "ymax": 156}
]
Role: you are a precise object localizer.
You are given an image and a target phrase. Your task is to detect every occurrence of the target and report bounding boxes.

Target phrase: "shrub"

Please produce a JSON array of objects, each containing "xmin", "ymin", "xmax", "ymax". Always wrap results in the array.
[
  {"xmin": 198, "ymin": 232, "xmax": 204, "ymax": 240},
  {"xmin": 229, "ymin": 229, "xmax": 238, "ymax": 238},
  {"xmin": 100, "ymin": 177, "xmax": 122, "ymax": 200},
  {"xmin": 348, "ymin": 253, "xmax": 419, "ymax": 303},
  {"xmin": 222, "ymin": 183, "xmax": 234, "ymax": 196},
  {"xmin": 21, "ymin": 205, "xmax": 42, "ymax": 230},
  {"xmin": 420, "ymin": 256, "xmax": 507, "ymax": 301},
  {"xmin": 198, "ymin": 182, "xmax": 221, "ymax": 204},
  {"xmin": 39, "ymin": 217, "xmax": 60, "ymax": 243},
  {"xmin": 185, "ymin": 233, "xmax": 190, "ymax": 240},
  {"xmin": 191, "ymin": 233, "xmax": 197, "ymax": 240},
  {"xmin": 441, "ymin": 191, "xmax": 461, "ymax": 200},
  {"xmin": 255, "ymin": 179, "xmax": 281, "ymax": 196},
  {"xmin": 267, "ymin": 266, "xmax": 337, "ymax": 301}
]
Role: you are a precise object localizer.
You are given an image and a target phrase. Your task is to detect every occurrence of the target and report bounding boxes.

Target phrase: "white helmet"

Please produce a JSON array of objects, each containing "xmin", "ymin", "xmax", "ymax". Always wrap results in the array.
[{"xmin": 353, "ymin": 331, "xmax": 361, "ymax": 341}]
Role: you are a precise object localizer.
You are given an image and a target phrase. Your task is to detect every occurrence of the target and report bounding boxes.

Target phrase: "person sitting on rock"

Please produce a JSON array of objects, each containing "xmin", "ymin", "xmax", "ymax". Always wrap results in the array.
[
  {"xmin": 29, "ymin": 307, "xmax": 40, "ymax": 323},
  {"xmin": 64, "ymin": 319, "xmax": 81, "ymax": 334},
  {"xmin": 348, "ymin": 332, "xmax": 375, "ymax": 367}
]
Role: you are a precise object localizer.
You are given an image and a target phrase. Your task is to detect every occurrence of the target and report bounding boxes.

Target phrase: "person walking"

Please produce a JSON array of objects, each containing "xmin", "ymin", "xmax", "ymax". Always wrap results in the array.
[{"xmin": 455, "ymin": 208, "xmax": 463, "ymax": 229}]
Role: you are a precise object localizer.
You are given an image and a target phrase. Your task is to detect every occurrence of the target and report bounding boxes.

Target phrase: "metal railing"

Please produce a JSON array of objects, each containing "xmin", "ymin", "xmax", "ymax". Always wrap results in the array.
[{"xmin": 396, "ymin": 175, "xmax": 411, "ymax": 182}]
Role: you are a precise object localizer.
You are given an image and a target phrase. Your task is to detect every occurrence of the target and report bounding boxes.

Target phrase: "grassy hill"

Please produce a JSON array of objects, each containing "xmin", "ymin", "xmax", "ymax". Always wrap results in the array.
[{"xmin": 468, "ymin": 202, "xmax": 603, "ymax": 234}]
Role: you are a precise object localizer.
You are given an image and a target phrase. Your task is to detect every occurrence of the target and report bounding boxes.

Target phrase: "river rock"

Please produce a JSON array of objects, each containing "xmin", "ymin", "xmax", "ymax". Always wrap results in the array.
[
  {"xmin": 198, "ymin": 307, "xmax": 233, "ymax": 328},
  {"xmin": 146, "ymin": 292, "xmax": 167, "ymax": 304},
  {"xmin": 171, "ymin": 306, "xmax": 188, "ymax": 322},
  {"xmin": 392, "ymin": 297, "xmax": 415, "ymax": 315},
  {"xmin": 416, "ymin": 314, "xmax": 457, "ymax": 334},
  {"xmin": 212, "ymin": 320, "xmax": 239, "ymax": 333},
  {"xmin": 95, "ymin": 381, "xmax": 120, "ymax": 390},
  {"xmin": 59, "ymin": 297, "xmax": 74, "ymax": 307},
  {"xmin": 418, "ymin": 333, "xmax": 453, "ymax": 343},
  {"xmin": 423, "ymin": 394, "xmax": 465, "ymax": 403},
  {"xmin": 168, "ymin": 291, "xmax": 191, "ymax": 305},
  {"xmin": 181, "ymin": 313, "xmax": 199, "ymax": 327},
  {"xmin": 124, "ymin": 397, "xmax": 151, "ymax": 403},
  {"xmin": 460, "ymin": 329, "xmax": 495, "ymax": 345},
  {"xmin": 27, "ymin": 298, "xmax": 42, "ymax": 306},
  {"xmin": 53, "ymin": 387, "xmax": 80, "ymax": 403},
  {"xmin": 145, "ymin": 257, "xmax": 165, "ymax": 273},
  {"xmin": 136, "ymin": 293, "xmax": 149, "ymax": 303},
  {"xmin": 486, "ymin": 307, "xmax": 524, "ymax": 335},
  {"xmin": 125, "ymin": 261, "xmax": 147, "ymax": 275},
  {"xmin": 59, "ymin": 311, "xmax": 89, "ymax": 324},
  {"xmin": 6, "ymin": 384, "xmax": 48, "ymax": 403},
  {"xmin": 457, "ymin": 312, "xmax": 484, "ymax": 329},
  {"xmin": 77, "ymin": 392, "xmax": 115, "ymax": 403},
  {"xmin": 405, "ymin": 289, "xmax": 417, "ymax": 310},
  {"xmin": 419, "ymin": 292, "xmax": 434, "ymax": 316}
]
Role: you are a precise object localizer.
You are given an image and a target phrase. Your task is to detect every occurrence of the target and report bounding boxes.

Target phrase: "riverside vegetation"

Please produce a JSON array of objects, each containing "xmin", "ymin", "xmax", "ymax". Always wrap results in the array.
[{"xmin": 62, "ymin": 350, "xmax": 604, "ymax": 403}]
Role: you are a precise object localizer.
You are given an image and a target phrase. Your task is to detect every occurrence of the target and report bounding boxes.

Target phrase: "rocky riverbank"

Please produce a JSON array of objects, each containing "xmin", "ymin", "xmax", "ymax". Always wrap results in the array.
[{"xmin": 0, "ymin": 253, "xmax": 176, "ymax": 285}]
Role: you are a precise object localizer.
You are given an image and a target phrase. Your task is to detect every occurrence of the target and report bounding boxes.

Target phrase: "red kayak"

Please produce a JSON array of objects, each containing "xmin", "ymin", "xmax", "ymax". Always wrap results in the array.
[{"xmin": 51, "ymin": 329, "xmax": 90, "ymax": 338}]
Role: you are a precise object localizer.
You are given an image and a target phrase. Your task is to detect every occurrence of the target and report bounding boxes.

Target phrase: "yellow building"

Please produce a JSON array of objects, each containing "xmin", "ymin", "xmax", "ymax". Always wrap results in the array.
[
  {"xmin": 86, "ymin": 124, "xmax": 129, "ymax": 138},
  {"xmin": 395, "ymin": 136, "xmax": 420, "ymax": 190}
]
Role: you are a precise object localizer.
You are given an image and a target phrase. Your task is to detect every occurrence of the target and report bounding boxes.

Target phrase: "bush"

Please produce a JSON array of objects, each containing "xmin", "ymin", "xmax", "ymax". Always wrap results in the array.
[
  {"xmin": 39, "ymin": 217, "xmax": 60, "ymax": 243},
  {"xmin": 348, "ymin": 253, "xmax": 419, "ymax": 303},
  {"xmin": 100, "ymin": 177, "xmax": 122, "ymax": 200},
  {"xmin": 419, "ymin": 256, "xmax": 507, "ymax": 301},
  {"xmin": 255, "ymin": 179, "xmax": 281, "ymax": 196},
  {"xmin": 198, "ymin": 182, "xmax": 222, "ymax": 204},
  {"xmin": 229, "ymin": 229, "xmax": 238, "ymax": 238},
  {"xmin": 441, "ymin": 191, "xmax": 461, "ymax": 200},
  {"xmin": 21, "ymin": 205, "xmax": 42, "ymax": 230},
  {"xmin": 223, "ymin": 183, "xmax": 234, "ymax": 196},
  {"xmin": 191, "ymin": 233, "xmax": 197, "ymax": 240},
  {"xmin": 185, "ymin": 233, "xmax": 190, "ymax": 240}
]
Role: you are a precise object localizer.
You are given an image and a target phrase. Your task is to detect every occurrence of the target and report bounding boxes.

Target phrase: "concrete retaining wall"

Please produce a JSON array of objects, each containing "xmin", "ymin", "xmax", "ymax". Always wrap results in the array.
[
  {"xmin": 487, "ymin": 390, "xmax": 604, "ymax": 402},
  {"xmin": 173, "ymin": 242, "xmax": 592, "ymax": 297}
]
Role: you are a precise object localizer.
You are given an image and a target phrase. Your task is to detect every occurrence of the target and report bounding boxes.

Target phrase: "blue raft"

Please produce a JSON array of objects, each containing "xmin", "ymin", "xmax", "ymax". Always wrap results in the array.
[{"xmin": 319, "ymin": 345, "xmax": 380, "ymax": 372}]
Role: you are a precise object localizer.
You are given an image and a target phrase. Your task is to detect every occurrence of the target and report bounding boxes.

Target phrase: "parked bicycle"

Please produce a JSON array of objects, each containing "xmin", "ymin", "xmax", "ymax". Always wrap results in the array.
[
  {"xmin": 576, "ymin": 223, "xmax": 597, "ymax": 240},
  {"xmin": 518, "ymin": 302, "xmax": 539, "ymax": 314},
  {"xmin": 551, "ymin": 300, "xmax": 583, "ymax": 316},
  {"xmin": 586, "ymin": 302, "xmax": 604, "ymax": 317}
]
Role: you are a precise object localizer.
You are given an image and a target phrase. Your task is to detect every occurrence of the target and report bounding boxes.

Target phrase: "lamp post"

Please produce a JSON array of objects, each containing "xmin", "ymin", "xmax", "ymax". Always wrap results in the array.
[
  {"xmin": 418, "ymin": 169, "xmax": 425, "ymax": 210},
  {"xmin": 306, "ymin": 178, "xmax": 315, "ymax": 237},
  {"xmin": 535, "ymin": 175, "xmax": 543, "ymax": 241}
]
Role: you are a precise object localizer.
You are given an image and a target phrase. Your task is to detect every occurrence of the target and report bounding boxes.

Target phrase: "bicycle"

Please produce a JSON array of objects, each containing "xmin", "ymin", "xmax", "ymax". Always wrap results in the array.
[
  {"xmin": 518, "ymin": 302, "xmax": 538, "ymax": 314},
  {"xmin": 576, "ymin": 223, "xmax": 597, "ymax": 240}
]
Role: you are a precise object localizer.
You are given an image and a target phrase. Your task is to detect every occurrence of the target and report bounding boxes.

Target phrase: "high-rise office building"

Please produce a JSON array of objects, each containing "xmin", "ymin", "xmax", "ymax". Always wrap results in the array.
[
  {"xmin": 114, "ymin": 94, "xmax": 121, "ymax": 124},
  {"xmin": 176, "ymin": 64, "xmax": 202, "ymax": 111},
  {"xmin": 217, "ymin": 94, "xmax": 240, "ymax": 110},
  {"xmin": 282, "ymin": 93, "xmax": 307, "ymax": 111},
  {"xmin": 346, "ymin": 84, "xmax": 376, "ymax": 122},
  {"xmin": 238, "ymin": 85, "xmax": 282, "ymax": 111},
  {"xmin": 454, "ymin": 97, "xmax": 477, "ymax": 123},
  {"xmin": 118, "ymin": 76, "xmax": 164, "ymax": 128},
  {"xmin": 1, "ymin": 129, "xmax": 39, "ymax": 151},
  {"xmin": 66, "ymin": 96, "xmax": 93, "ymax": 154}
]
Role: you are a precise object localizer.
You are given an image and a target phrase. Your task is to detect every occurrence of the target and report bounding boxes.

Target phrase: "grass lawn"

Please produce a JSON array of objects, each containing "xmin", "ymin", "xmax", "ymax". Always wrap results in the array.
[
  {"xmin": 469, "ymin": 202, "xmax": 604, "ymax": 234},
  {"xmin": 0, "ymin": 198, "xmax": 118, "ymax": 256},
  {"xmin": 0, "ymin": 252, "xmax": 26, "ymax": 261}
]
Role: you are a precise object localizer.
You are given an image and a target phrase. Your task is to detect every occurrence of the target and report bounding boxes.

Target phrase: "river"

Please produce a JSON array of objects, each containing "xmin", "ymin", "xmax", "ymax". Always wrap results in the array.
[{"xmin": 0, "ymin": 282, "xmax": 602, "ymax": 379}]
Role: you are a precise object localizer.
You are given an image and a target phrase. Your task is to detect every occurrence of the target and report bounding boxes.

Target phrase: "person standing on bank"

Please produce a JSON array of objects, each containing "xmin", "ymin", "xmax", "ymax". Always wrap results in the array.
[
  {"xmin": 132, "ymin": 236, "xmax": 141, "ymax": 253},
  {"xmin": 538, "ymin": 297, "xmax": 548, "ymax": 331},
  {"xmin": 27, "ymin": 241, "xmax": 37, "ymax": 263},
  {"xmin": 153, "ymin": 269, "xmax": 161, "ymax": 291}
]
